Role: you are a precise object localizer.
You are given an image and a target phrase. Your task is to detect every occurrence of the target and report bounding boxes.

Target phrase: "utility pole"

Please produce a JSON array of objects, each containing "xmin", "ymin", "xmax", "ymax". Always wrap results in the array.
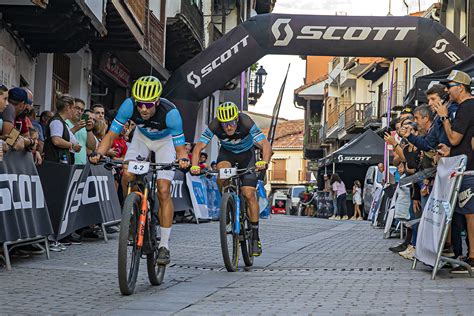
[{"xmin": 388, "ymin": 0, "xmax": 392, "ymax": 16}]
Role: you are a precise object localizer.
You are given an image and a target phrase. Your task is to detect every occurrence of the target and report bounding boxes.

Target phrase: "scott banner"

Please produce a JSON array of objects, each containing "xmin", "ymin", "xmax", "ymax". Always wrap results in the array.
[
  {"xmin": 171, "ymin": 170, "xmax": 194, "ymax": 213},
  {"xmin": 38, "ymin": 162, "xmax": 121, "ymax": 240},
  {"xmin": 185, "ymin": 173, "xmax": 211, "ymax": 220},
  {"xmin": 0, "ymin": 151, "xmax": 53, "ymax": 243},
  {"xmin": 416, "ymin": 156, "xmax": 467, "ymax": 267}
]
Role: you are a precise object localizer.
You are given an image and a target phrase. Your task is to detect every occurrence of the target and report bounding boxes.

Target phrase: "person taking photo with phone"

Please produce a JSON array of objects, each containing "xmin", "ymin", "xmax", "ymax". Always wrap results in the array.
[{"xmin": 65, "ymin": 98, "xmax": 96, "ymax": 165}]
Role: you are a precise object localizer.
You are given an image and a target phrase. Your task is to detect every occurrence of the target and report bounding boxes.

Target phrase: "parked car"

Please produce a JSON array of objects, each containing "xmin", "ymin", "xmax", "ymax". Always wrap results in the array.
[
  {"xmin": 362, "ymin": 165, "xmax": 397, "ymax": 216},
  {"xmin": 271, "ymin": 190, "xmax": 288, "ymax": 214},
  {"xmin": 285, "ymin": 185, "xmax": 306, "ymax": 215}
]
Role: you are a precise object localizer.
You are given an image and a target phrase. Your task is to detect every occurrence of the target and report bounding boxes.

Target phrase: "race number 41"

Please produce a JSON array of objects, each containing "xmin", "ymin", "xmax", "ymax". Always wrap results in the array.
[
  {"xmin": 219, "ymin": 168, "xmax": 237, "ymax": 179},
  {"xmin": 128, "ymin": 161, "xmax": 150, "ymax": 175}
]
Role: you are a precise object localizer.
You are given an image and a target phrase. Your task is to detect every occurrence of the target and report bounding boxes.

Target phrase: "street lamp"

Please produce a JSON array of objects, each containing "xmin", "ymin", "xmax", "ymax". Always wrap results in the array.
[{"xmin": 254, "ymin": 65, "xmax": 268, "ymax": 95}]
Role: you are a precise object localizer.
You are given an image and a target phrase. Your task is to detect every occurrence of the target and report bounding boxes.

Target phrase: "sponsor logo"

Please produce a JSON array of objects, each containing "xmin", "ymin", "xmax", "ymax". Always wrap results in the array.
[
  {"xmin": 458, "ymin": 188, "xmax": 473, "ymax": 208},
  {"xmin": 60, "ymin": 170, "xmax": 111, "ymax": 234},
  {"xmin": 272, "ymin": 18, "xmax": 293, "ymax": 46},
  {"xmin": 271, "ymin": 19, "xmax": 416, "ymax": 46},
  {"xmin": 432, "ymin": 39, "xmax": 462, "ymax": 64},
  {"xmin": 171, "ymin": 180, "xmax": 184, "ymax": 199},
  {"xmin": 0, "ymin": 174, "xmax": 45, "ymax": 212},
  {"xmin": 187, "ymin": 35, "xmax": 250, "ymax": 88},
  {"xmin": 338, "ymin": 155, "xmax": 372, "ymax": 162}
]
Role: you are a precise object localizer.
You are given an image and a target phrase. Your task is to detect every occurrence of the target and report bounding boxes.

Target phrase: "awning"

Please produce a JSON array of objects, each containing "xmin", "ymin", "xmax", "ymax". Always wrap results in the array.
[
  {"xmin": 404, "ymin": 54, "xmax": 474, "ymax": 106},
  {"xmin": 320, "ymin": 129, "xmax": 386, "ymax": 166}
]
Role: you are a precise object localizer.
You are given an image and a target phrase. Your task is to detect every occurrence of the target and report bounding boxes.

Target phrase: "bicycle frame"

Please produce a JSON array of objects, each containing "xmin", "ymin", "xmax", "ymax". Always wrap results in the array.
[{"xmin": 127, "ymin": 171, "xmax": 158, "ymax": 250}]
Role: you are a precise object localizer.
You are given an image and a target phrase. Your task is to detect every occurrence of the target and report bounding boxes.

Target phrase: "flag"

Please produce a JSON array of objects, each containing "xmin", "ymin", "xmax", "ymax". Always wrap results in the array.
[{"xmin": 268, "ymin": 64, "xmax": 290, "ymax": 145}]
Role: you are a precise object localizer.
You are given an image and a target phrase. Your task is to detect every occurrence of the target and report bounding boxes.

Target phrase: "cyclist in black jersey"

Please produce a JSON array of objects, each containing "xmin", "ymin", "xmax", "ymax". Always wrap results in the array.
[{"xmin": 190, "ymin": 102, "xmax": 272, "ymax": 256}]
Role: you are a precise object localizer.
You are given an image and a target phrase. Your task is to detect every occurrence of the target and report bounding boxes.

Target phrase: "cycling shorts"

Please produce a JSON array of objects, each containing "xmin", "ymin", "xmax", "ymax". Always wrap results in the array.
[
  {"xmin": 124, "ymin": 128, "xmax": 175, "ymax": 181},
  {"xmin": 217, "ymin": 147, "xmax": 257, "ymax": 187}
]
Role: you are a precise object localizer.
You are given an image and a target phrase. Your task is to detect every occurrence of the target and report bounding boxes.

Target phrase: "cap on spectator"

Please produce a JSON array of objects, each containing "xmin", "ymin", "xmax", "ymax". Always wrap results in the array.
[
  {"xmin": 400, "ymin": 107, "xmax": 413, "ymax": 115},
  {"xmin": 8, "ymin": 87, "xmax": 28, "ymax": 103},
  {"xmin": 440, "ymin": 70, "xmax": 472, "ymax": 86},
  {"xmin": 211, "ymin": 161, "xmax": 217, "ymax": 166}
]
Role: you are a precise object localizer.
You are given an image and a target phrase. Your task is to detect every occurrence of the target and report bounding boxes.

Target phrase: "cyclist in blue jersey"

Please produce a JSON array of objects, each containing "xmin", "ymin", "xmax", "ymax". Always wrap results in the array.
[
  {"xmin": 190, "ymin": 102, "xmax": 272, "ymax": 256},
  {"xmin": 90, "ymin": 76, "xmax": 189, "ymax": 265}
]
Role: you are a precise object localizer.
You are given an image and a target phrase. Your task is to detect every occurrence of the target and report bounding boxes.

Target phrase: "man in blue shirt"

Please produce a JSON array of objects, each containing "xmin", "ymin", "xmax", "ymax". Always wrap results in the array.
[
  {"xmin": 400, "ymin": 84, "xmax": 457, "ymax": 151},
  {"xmin": 90, "ymin": 76, "xmax": 189, "ymax": 265}
]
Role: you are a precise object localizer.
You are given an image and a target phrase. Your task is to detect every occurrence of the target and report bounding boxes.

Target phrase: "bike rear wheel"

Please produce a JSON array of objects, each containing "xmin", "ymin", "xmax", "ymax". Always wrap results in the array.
[
  {"xmin": 118, "ymin": 192, "xmax": 142, "ymax": 295},
  {"xmin": 240, "ymin": 198, "xmax": 254, "ymax": 267},
  {"xmin": 220, "ymin": 192, "xmax": 239, "ymax": 272}
]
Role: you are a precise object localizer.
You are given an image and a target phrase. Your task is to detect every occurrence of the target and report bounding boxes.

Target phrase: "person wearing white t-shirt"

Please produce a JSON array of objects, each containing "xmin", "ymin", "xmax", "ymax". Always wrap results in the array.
[{"xmin": 331, "ymin": 173, "xmax": 348, "ymax": 220}]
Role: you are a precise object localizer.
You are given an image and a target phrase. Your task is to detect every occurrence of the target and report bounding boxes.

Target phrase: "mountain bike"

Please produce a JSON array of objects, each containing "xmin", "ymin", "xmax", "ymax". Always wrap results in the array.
[
  {"xmin": 101, "ymin": 158, "xmax": 177, "ymax": 295},
  {"xmin": 215, "ymin": 166, "xmax": 257, "ymax": 272}
]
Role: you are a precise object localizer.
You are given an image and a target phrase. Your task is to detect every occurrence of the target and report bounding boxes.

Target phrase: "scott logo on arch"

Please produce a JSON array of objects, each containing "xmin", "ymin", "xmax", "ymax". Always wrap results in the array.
[
  {"xmin": 272, "ymin": 18, "xmax": 416, "ymax": 46},
  {"xmin": 187, "ymin": 35, "xmax": 250, "ymax": 88}
]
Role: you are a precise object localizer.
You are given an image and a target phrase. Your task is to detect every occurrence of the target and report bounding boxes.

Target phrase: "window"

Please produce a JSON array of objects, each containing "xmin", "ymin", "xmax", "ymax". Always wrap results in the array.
[{"xmin": 271, "ymin": 159, "xmax": 287, "ymax": 181}]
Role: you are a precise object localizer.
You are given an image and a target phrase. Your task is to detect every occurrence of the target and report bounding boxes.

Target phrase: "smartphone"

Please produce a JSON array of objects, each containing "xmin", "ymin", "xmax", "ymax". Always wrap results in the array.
[
  {"xmin": 81, "ymin": 113, "xmax": 89, "ymax": 121},
  {"xmin": 6, "ymin": 128, "xmax": 20, "ymax": 146}
]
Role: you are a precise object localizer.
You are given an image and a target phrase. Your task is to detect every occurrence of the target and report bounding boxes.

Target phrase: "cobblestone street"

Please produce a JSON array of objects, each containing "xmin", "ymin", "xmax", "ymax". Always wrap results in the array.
[{"xmin": 1, "ymin": 216, "xmax": 473, "ymax": 315}]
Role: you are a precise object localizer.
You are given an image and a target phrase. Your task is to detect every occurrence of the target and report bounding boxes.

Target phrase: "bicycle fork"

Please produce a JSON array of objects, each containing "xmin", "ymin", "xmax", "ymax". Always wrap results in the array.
[{"xmin": 136, "ymin": 187, "xmax": 149, "ymax": 249}]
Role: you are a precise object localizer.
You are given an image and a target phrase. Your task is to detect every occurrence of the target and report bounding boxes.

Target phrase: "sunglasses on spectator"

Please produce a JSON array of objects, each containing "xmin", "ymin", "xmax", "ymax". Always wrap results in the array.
[
  {"xmin": 445, "ymin": 83, "xmax": 461, "ymax": 88},
  {"xmin": 136, "ymin": 101, "xmax": 157, "ymax": 109},
  {"xmin": 221, "ymin": 120, "xmax": 237, "ymax": 129}
]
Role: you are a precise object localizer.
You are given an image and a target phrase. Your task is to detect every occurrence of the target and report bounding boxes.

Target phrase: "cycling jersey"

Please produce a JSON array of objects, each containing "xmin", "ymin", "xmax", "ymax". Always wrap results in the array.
[
  {"xmin": 110, "ymin": 97, "xmax": 185, "ymax": 146},
  {"xmin": 199, "ymin": 113, "xmax": 265, "ymax": 154}
]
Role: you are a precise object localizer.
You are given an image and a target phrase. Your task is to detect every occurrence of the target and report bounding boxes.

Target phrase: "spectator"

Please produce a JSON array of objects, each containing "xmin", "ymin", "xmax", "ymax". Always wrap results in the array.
[
  {"xmin": 435, "ymin": 70, "xmax": 474, "ymax": 272},
  {"xmin": 29, "ymin": 127, "xmax": 42, "ymax": 165},
  {"xmin": 352, "ymin": 180, "xmax": 362, "ymax": 220},
  {"xmin": 0, "ymin": 84, "xmax": 8, "ymax": 133},
  {"xmin": 199, "ymin": 152, "xmax": 208, "ymax": 169},
  {"xmin": 92, "ymin": 104, "xmax": 106, "ymax": 121},
  {"xmin": 211, "ymin": 161, "xmax": 217, "ymax": 171},
  {"xmin": 330, "ymin": 173, "xmax": 347, "ymax": 220},
  {"xmin": 43, "ymin": 95, "xmax": 81, "ymax": 164},
  {"xmin": 27, "ymin": 108, "xmax": 44, "ymax": 154},
  {"xmin": 325, "ymin": 174, "xmax": 337, "ymax": 220},
  {"xmin": 66, "ymin": 98, "xmax": 96, "ymax": 164},
  {"xmin": 1, "ymin": 87, "xmax": 36, "ymax": 151},
  {"xmin": 39, "ymin": 110, "xmax": 54, "ymax": 136},
  {"xmin": 111, "ymin": 121, "xmax": 129, "ymax": 160}
]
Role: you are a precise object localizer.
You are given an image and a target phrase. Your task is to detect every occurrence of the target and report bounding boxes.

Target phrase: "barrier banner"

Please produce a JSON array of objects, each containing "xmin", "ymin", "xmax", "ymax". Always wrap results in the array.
[
  {"xmin": 0, "ymin": 151, "xmax": 53, "ymax": 243},
  {"xmin": 171, "ymin": 170, "xmax": 194, "ymax": 213},
  {"xmin": 202, "ymin": 175, "xmax": 221, "ymax": 220},
  {"xmin": 38, "ymin": 162, "xmax": 121, "ymax": 240},
  {"xmin": 185, "ymin": 173, "xmax": 211, "ymax": 220},
  {"xmin": 416, "ymin": 156, "xmax": 466, "ymax": 267}
]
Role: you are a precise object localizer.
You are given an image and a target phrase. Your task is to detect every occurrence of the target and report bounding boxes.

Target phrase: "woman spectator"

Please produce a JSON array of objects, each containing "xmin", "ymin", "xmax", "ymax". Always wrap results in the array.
[
  {"xmin": 43, "ymin": 95, "xmax": 81, "ymax": 164},
  {"xmin": 331, "ymin": 173, "xmax": 347, "ymax": 220},
  {"xmin": 352, "ymin": 180, "xmax": 362, "ymax": 220}
]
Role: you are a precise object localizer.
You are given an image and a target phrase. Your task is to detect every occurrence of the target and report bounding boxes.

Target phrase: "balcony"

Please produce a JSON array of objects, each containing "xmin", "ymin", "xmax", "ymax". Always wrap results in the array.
[
  {"xmin": 340, "ymin": 69, "xmax": 356, "ymax": 88},
  {"xmin": 145, "ymin": 11, "xmax": 165, "ymax": 65},
  {"xmin": 298, "ymin": 170, "xmax": 313, "ymax": 183},
  {"xmin": 364, "ymin": 102, "xmax": 382, "ymax": 129},
  {"xmin": 345, "ymin": 103, "xmax": 368, "ymax": 133},
  {"xmin": 270, "ymin": 170, "xmax": 287, "ymax": 182},
  {"xmin": 337, "ymin": 111, "xmax": 346, "ymax": 139},
  {"xmin": 166, "ymin": 0, "xmax": 204, "ymax": 71},
  {"xmin": 380, "ymin": 82, "xmax": 407, "ymax": 115},
  {"xmin": 0, "ymin": 0, "xmax": 106, "ymax": 54}
]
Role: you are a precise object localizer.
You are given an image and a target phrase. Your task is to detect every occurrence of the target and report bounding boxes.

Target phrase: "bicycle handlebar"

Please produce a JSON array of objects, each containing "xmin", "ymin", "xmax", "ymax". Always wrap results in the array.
[{"xmin": 97, "ymin": 158, "xmax": 179, "ymax": 171}]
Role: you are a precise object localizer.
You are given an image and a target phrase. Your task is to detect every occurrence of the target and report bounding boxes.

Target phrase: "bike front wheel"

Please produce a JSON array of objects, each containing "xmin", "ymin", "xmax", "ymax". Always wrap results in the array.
[
  {"xmin": 146, "ymin": 202, "xmax": 166, "ymax": 286},
  {"xmin": 220, "ymin": 192, "xmax": 239, "ymax": 272},
  {"xmin": 240, "ymin": 198, "xmax": 254, "ymax": 267},
  {"xmin": 118, "ymin": 192, "xmax": 142, "ymax": 295}
]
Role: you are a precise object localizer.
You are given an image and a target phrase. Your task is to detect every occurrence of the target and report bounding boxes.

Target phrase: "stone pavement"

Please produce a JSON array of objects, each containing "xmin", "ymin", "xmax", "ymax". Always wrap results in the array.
[{"xmin": 1, "ymin": 216, "xmax": 474, "ymax": 315}]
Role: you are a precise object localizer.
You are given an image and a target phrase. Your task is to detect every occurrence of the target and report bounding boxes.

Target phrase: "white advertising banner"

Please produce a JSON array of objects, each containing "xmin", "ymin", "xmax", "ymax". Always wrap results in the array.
[
  {"xmin": 415, "ymin": 156, "xmax": 466, "ymax": 267},
  {"xmin": 185, "ymin": 173, "xmax": 211, "ymax": 220}
]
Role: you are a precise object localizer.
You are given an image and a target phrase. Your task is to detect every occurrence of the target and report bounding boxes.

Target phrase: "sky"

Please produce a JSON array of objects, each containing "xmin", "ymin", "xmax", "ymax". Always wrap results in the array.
[{"xmin": 247, "ymin": 0, "xmax": 435, "ymax": 120}]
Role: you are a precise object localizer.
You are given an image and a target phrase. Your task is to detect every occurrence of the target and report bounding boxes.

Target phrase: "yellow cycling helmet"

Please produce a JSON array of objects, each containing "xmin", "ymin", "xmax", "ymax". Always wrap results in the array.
[
  {"xmin": 132, "ymin": 76, "xmax": 163, "ymax": 102},
  {"xmin": 216, "ymin": 102, "xmax": 239, "ymax": 122}
]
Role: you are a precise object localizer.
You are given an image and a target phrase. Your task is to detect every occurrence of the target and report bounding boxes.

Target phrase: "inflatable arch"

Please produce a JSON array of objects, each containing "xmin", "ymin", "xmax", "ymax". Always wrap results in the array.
[{"xmin": 162, "ymin": 13, "xmax": 473, "ymax": 136}]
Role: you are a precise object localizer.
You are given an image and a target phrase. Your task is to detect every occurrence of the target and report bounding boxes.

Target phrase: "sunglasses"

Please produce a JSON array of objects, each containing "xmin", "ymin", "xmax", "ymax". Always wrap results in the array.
[
  {"xmin": 136, "ymin": 101, "xmax": 156, "ymax": 109},
  {"xmin": 221, "ymin": 120, "xmax": 237, "ymax": 128},
  {"xmin": 445, "ymin": 83, "xmax": 461, "ymax": 88}
]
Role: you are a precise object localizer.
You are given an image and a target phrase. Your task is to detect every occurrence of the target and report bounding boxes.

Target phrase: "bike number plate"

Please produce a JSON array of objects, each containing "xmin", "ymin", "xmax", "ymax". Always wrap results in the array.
[
  {"xmin": 219, "ymin": 168, "xmax": 237, "ymax": 179},
  {"xmin": 128, "ymin": 161, "xmax": 150, "ymax": 175}
]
